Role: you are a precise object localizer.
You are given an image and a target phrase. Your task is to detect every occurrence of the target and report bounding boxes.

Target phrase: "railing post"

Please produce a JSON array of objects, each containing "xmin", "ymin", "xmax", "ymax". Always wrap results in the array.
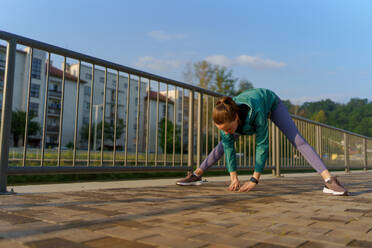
[
  {"xmin": 271, "ymin": 123, "xmax": 276, "ymax": 176},
  {"xmin": 0, "ymin": 39, "xmax": 17, "ymax": 194},
  {"xmin": 196, "ymin": 93, "xmax": 203, "ymax": 168},
  {"xmin": 316, "ymin": 126, "xmax": 322, "ymax": 156},
  {"xmin": 188, "ymin": 90, "xmax": 194, "ymax": 172},
  {"xmin": 275, "ymin": 126, "xmax": 280, "ymax": 177},
  {"xmin": 363, "ymin": 138, "xmax": 367, "ymax": 171},
  {"xmin": 344, "ymin": 133, "xmax": 350, "ymax": 173}
]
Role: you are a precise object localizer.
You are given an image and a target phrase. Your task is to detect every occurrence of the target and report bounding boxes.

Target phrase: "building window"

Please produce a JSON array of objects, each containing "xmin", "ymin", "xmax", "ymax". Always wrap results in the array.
[
  {"xmin": 84, "ymin": 101, "xmax": 90, "ymax": 110},
  {"xmin": 99, "ymin": 77, "xmax": 104, "ymax": 83},
  {"xmin": 83, "ymin": 117, "xmax": 89, "ymax": 125},
  {"xmin": 29, "ymin": 102, "xmax": 39, "ymax": 117},
  {"xmin": 84, "ymin": 86, "xmax": 91, "ymax": 97},
  {"xmin": 30, "ymin": 84, "xmax": 40, "ymax": 98},
  {"xmin": 31, "ymin": 58, "xmax": 42, "ymax": 79},
  {"xmin": 124, "ymin": 83, "xmax": 128, "ymax": 88},
  {"xmin": 0, "ymin": 52, "xmax": 5, "ymax": 68},
  {"xmin": 85, "ymin": 73, "xmax": 92, "ymax": 80}
]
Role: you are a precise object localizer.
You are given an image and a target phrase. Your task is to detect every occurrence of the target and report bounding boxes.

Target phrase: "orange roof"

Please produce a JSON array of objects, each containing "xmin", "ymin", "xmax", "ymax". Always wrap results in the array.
[
  {"xmin": 145, "ymin": 91, "xmax": 174, "ymax": 103},
  {"xmin": 48, "ymin": 64, "xmax": 87, "ymax": 83}
]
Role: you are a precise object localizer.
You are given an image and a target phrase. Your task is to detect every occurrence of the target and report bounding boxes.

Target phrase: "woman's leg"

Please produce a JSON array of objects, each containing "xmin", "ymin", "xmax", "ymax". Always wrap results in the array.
[
  {"xmin": 270, "ymin": 100, "xmax": 328, "ymax": 174},
  {"xmin": 198, "ymin": 134, "xmax": 241, "ymax": 173}
]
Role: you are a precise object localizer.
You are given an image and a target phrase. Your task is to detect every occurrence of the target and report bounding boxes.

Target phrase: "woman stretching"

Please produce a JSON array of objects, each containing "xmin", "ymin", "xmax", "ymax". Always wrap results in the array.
[{"xmin": 177, "ymin": 88, "xmax": 348, "ymax": 196}]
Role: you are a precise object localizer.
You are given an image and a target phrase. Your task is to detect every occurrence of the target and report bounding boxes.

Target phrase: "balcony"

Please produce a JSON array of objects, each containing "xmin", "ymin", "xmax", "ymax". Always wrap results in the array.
[
  {"xmin": 47, "ymin": 105, "xmax": 61, "ymax": 116},
  {"xmin": 46, "ymin": 125, "xmax": 60, "ymax": 133},
  {"xmin": 0, "ymin": 59, "xmax": 5, "ymax": 69},
  {"xmin": 48, "ymin": 89, "xmax": 62, "ymax": 98}
]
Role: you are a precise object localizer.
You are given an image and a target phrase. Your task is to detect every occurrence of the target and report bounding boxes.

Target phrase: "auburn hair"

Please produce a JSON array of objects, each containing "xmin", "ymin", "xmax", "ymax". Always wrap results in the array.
[{"xmin": 212, "ymin": 96, "xmax": 239, "ymax": 125}]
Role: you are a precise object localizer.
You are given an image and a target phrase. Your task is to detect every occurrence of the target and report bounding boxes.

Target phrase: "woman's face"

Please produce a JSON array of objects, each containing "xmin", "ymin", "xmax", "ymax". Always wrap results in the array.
[{"xmin": 215, "ymin": 115, "xmax": 239, "ymax": 135}]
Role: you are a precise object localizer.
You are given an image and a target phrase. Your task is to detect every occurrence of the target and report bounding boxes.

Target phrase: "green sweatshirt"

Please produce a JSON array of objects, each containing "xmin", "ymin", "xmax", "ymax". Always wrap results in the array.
[{"xmin": 220, "ymin": 88, "xmax": 280, "ymax": 173}]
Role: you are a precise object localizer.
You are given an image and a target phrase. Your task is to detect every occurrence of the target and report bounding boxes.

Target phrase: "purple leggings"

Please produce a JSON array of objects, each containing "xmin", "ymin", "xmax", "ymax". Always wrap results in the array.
[{"xmin": 199, "ymin": 100, "xmax": 327, "ymax": 173}]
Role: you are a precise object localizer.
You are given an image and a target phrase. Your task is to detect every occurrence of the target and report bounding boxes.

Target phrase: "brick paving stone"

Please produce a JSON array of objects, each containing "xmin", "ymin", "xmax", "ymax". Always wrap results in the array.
[
  {"xmin": 94, "ymin": 225, "xmax": 156, "ymax": 240},
  {"xmin": 249, "ymin": 242, "xmax": 289, "ymax": 248},
  {"xmin": 83, "ymin": 236, "xmax": 156, "ymax": 248},
  {"xmin": 1, "ymin": 172, "xmax": 372, "ymax": 247},
  {"xmin": 138, "ymin": 234, "xmax": 208, "ymax": 248},
  {"xmin": 25, "ymin": 237, "xmax": 91, "ymax": 248},
  {"xmin": 297, "ymin": 241, "xmax": 345, "ymax": 248},
  {"xmin": 189, "ymin": 233, "xmax": 258, "ymax": 247},
  {"xmin": 262, "ymin": 236, "xmax": 307, "ymax": 248},
  {"xmin": 0, "ymin": 239, "xmax": 29, "ymax": 248},
  {"xmin": 347, "ymin": 239, "xmax": 372, "ymax": 247},
  {"xmin": 52, "ymin": 228, "xmax": 107, "ymax": 243}
]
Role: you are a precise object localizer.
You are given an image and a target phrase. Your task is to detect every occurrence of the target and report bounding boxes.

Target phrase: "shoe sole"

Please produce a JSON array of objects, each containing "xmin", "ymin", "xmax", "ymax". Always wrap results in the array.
[
  {"xmin": 176, "ymin": 181, "xmax": 203, "ymax": 186},
  {"xmin": 323, "ymin": 187, "xmax": 348, "ymax": 196}
]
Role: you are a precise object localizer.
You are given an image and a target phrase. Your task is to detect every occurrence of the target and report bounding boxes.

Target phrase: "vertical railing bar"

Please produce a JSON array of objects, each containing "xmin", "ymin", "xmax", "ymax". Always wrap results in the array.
[
  {"xmin": 23, "ymin": 47, "xmax": 33, "ymax": 167},
  {"xmin": 196, "ymin": 92, "xmax": 203, "ymax": 168},
  {"xmin": 0, "ymin": 39, "xmax": 16, "ymax": 193},
  {"xmin": 135, "ymin": 76, "xmax": 141, "ymax": 166},
  {"xmin": 180, "ymin": 88, "xmax": 184, "ymax": 166},
  {"xmin": 244, "ymin": 135, "xmax": 247, "ymax": 167},
  {"xmin": 41, "ymin": 52, "xmax": 51, "ymax": 167},
  {"xmin": 145, "ymin": 79, "xmax": 151, "ymax": 166},
  {"xmin": 172, "ymin": 87, "xmax": 177, "ymax": 166},
  {"xmin": 124, "ymin": 74, "xmax": 130, "ymax": 166},
  {"xmin": 212, "ymin": 97, "xmax": 215, "ymax": 161},
  {"xmin": 218, "ymin": 120, "xmax": 221, "ymax": 166},
  {"xmin": 363, "ymin": 138, "xmax": 367, "ymax": 171},
  {"xmin": 154, "ymin": 82, "xmax": 160, "ymax": 166},
  {"xmin": 188, "ymin": 90, "xmax": 195, "ymax": 170},
  {"xmin": 205, "ymin": 96, "xmax": 209, "ymax": 160},
  {"xmin": 72, "ymin": 60, "xmax": 81, "ymax": 167},
  {"xmin": 112, "ymin": 70, "xmax": 119, "ymax": 166},
  {"xmin": 164, "ymin": 84, "xmax": 169, "ymax": 166},
  {"xmin": 86, "ymin": 64, "xmax": 95, "ymax": 167},
  {"xmin": 57, "ymin": 56, "xmax": 67, "ymax": 167},
  {"xmin": 239, "ymin": 136, "xmax": 242, "ymax": 167},
  {"xmin": 100, "ymin": 67, "xmax": 108, "ymax": 166}
]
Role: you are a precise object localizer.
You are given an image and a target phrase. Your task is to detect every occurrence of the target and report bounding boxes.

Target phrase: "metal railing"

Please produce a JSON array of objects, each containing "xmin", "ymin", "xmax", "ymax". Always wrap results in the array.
[{"xmin": 0, "ymin": 30, "xmax": 371, "ymax": 193}]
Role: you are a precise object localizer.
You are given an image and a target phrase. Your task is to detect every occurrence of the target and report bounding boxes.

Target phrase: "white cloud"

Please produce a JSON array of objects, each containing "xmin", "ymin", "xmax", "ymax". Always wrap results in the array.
[
  {"xmin": 147, "ymin": 30, "xmax": 186, "ymax": 41},
  {"xmin": 135, "ymin": 56, "xmax": 181, "ymax": 72},
  {"xmin": 205, "ymin": 54, "xmax": 287, "ymax": 69},
  {"xmin": 205, "ymin": 55, "xmax": 233, "ymax": 67},
  {"xmin": 236, "ymin": 55, "xmax": 286, "ymax": 68}
]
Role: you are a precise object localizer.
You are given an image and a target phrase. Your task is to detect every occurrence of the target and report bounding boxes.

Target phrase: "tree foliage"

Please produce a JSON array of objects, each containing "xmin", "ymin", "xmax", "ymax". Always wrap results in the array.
[
  {"xmin": 183, "ymin": 60, "xmax": 254, "ymax": 96},
  {"xmin": 158, "ymin": 118, "xmax": 182, "ymax": 153},
  {"xmin": 11, "ymin": 110, "xmax": 40, "ymax": 146},
  {"xmin": 285, "ymin": 98, "xmax": 372, "ymax": 137},
  {"xmin": 80, "ymin": 119, "xmax": 125, "ymax": 148}
]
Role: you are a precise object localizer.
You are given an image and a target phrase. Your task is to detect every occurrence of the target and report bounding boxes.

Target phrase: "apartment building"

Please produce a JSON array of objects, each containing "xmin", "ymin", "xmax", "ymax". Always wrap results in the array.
[
  {"xmin": 143, "ymin": 91, "xmax": 174, "ymax": 153},
  {"xmin": 0, "ymin": 47, "xmax": 148, "ymax": 152}
]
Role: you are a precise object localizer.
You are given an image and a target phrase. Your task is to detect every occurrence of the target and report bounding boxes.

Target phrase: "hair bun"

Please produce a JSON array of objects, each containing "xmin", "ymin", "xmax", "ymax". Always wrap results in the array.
[{"xmin": 216, "ymin": 96, "xmax": 232, "ymax": 106}]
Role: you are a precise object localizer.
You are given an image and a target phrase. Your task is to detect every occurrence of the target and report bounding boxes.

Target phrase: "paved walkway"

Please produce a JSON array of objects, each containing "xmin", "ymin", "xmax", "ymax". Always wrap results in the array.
[{"xmin": 1, "ymin": 171, "xmax": 372, "ymax": 248}]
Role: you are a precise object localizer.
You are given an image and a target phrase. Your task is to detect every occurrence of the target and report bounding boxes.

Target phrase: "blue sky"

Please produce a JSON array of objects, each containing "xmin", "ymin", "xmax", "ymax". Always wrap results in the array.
[{"xmin": 1, "ymin": 0, "xmax": 371, "ymax": 104}]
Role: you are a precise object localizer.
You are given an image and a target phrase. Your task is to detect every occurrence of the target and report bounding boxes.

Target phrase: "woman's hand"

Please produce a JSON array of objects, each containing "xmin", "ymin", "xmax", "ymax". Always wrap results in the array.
[
  {"xmin": 228, "ymin": 179, "xmax": 240, "ymax": 191},
  {"xmin": 238, "ymin": 181, "xmax": 257, "ymax": 192}
]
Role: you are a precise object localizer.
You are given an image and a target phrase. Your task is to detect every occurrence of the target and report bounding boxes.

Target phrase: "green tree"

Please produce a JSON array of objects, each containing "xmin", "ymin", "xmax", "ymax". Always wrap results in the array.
[
  {"xmin": 312, "ymin": 110, "xmax": 327, "ymax": 123},
  {"xmin": 11, "ymin": 110, "xmax": 40, "ymax": 147},
  {"xmin": 210, "ymin": 66, "xmax": 238, "ymax": 96},
  {"xmin": 235, "ymin": 78, "xmax": 254, "ymax": 95},
  {"xmin": 158, "ymin": 118, "xmax": 182, "ymax": 153},
  {"xmin": 80, "ymin": 119, "xmax": 125, "ymax": 148}
]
